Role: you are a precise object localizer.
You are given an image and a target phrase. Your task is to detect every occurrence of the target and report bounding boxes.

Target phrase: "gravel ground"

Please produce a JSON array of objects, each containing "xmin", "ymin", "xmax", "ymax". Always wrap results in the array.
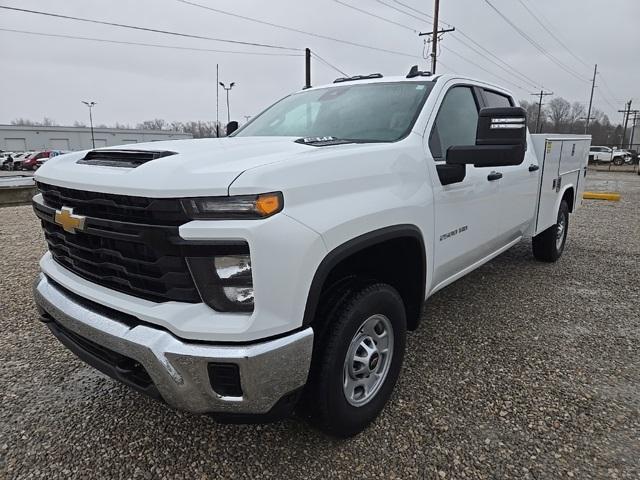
[{"xmin": 1, "ymin": 171, "xmax": 638, "ymax": 479}]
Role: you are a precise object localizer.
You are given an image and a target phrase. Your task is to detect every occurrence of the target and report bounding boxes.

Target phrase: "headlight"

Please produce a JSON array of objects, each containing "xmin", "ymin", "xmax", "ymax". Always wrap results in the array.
[
  {"xmin": 187, "ymin": 253, "xmax": 254, "ymax": 312},
  {"xmin": 182, "ymin": 192, "xmax": 283, "ymax": 219}
]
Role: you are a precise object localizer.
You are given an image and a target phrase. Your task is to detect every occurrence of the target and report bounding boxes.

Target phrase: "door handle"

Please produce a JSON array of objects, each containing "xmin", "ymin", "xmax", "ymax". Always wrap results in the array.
[
  {"xmin": 487, "ymin": 171, "xmax": 503, "ymax": 181},
  {"xmin": 528, "ymin": 164, "xmax": 540, "ymax": 172}
]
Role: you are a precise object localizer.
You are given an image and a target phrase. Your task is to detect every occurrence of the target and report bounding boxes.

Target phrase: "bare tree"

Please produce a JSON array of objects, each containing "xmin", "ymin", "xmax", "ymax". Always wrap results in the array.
[
  {"xmin": 11, "ymin": 117, "xmax": 59, "ymax": 126},
  {"xmin": 547, "ymin": 98, "xmax": 571, "ymax": 131},
  {"xmin": 137, "ymin": 119, "xmax": 167, "ymax": 130},
  {"xmin": 519, "ymin": 100, "xmax": 547, "ymax": 132},
  {"xmin": 568, "ymin": 102, "xmax": 586, "ymax": 131}
]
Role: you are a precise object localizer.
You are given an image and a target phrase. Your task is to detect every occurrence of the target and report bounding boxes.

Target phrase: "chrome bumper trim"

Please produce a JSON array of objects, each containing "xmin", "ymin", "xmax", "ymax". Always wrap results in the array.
[{"xmin": 34, "ymin": 273, "xmax": 313, "ymax": 414}]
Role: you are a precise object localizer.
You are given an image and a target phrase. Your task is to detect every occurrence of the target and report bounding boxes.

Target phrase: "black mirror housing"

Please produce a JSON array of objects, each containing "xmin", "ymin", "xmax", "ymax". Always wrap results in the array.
[
  {"xmin": 476, "ymin": 107, "xmax": 527, "ymax": 146},
  {"xmin": 226, "ymin": 121, "xmax": 239, "ymax": 136},
  {"xmin": 446, "ymin": 107, "xmax": 527, "ymax": 168}
]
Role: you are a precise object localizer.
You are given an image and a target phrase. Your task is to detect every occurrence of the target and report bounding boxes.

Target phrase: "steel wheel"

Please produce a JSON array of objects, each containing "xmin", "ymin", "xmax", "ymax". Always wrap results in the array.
[
  {"xmin": 556, "ymin": 212, "xmax": 567, "ymax": 250},
  {"xmin": 342, "ymin": 314, "xmax": 394, "ymax": 407}
]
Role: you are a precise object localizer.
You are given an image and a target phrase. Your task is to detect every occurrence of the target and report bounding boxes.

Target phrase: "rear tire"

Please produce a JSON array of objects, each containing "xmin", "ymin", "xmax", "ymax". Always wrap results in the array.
[
  {"xmin": 303, "ymin": 282, "xmax": 407, "ymax": 437},
  {"xmin": 532, "ymin": 199, "xmax": 569, "ymax": 262}
]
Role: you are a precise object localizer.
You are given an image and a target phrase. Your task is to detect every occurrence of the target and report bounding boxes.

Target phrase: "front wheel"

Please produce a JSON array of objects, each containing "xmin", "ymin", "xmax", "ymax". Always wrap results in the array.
[
  {"xmin": 303, "ymin": 283, "xmax": 407, "ymax": 437},
  {"xmin": 532, "ymin": 199, "xmax": 569, "ymax": 262},
  {"xmin": 613, "ymin": 157, "xmax": 624, "ymax": 166}
]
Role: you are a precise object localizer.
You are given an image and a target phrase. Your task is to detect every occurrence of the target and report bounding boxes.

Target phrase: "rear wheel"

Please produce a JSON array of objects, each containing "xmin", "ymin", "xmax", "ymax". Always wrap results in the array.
[
  {"xmin": 303, "ymin": 282, "xmax": 407, "ymax": 437},
  {"xmin": 532, "ymin": 199, "xmax": 569, "ymax": 262}
]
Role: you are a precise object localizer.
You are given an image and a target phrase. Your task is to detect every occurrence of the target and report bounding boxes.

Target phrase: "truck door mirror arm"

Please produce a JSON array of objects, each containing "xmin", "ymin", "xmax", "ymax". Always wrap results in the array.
[
  {"xmin": 436, "ymin": 163, "xmax": 466, "ymax": 185},
  {"xmin": 445, "ymin": 107, "xmax": 527, "ymax": 168}
]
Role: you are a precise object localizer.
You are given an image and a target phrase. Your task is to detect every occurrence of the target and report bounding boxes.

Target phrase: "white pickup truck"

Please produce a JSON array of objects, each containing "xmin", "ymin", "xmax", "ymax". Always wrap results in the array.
[{"xmin": 32, "ymin": 69, "xmax": 590, "ymax": 437}]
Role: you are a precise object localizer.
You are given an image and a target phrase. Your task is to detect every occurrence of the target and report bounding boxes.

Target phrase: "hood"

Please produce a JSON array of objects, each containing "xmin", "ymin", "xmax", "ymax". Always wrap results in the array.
[{"xmin": 34, "ymin": 137, "xmax": 313, "ymax": 197}]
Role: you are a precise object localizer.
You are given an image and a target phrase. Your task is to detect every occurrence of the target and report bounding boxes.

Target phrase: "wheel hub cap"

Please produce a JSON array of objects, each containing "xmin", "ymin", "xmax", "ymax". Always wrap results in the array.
[{"xmin": 343, "ymin": 314, "xmax": 394, "ymax": 407}]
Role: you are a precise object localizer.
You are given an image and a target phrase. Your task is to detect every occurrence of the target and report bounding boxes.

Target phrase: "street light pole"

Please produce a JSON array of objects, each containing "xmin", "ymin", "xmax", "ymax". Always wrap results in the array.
[
  {"xmin": 81, "ymin": 101, "xmax": 97, "ymax": 148},
  {"xmin": 219, "ymin": 82, "xmax": 235, "ymax": 125}
]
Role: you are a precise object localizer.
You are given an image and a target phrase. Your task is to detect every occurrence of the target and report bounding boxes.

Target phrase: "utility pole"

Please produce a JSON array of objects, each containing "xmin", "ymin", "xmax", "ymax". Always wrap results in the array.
[
  {"xmin": 81, "ymin": 101, "xmax": 96, "ymax": 149},
  {"xmin": 629, "ymin": 112, "xmax": 639, "ymax": 148},
  {"xmin": 219, "ymin": 81, "xmax": 235, "ymax": 125},
  {"xmin": 531, "ymin": 90, "xmax": 553, "ymax": 133},
  {"xmin": 585, "ymin": 64, "xmax": 597, "ymax": 133},
  {"xmin": 618, "ymin": 100, "xmax": 634, "ymax": 148},
  {"xmin": 305, "ymin": 48, "xmax": 311, "ymax": 89},
  {"xmin": 216, "ymin": 64, "xmax": 220, "ymax": 137},
  {"xmin": 418, "ymin": 0, "xmax": 455, "ymax": 74}
]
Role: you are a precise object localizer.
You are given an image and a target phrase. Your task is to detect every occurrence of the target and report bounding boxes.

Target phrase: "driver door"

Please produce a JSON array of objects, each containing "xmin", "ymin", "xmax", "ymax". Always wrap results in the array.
[{"xmin": 426, "ymin": 85, "xmax": 503, "ymax": 291}]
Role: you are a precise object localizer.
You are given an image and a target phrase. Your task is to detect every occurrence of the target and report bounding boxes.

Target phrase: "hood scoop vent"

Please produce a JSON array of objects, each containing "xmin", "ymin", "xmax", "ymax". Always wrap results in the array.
[{"xmin": 77, "ymin": 149, "xmax": 177, "ymax": 168}]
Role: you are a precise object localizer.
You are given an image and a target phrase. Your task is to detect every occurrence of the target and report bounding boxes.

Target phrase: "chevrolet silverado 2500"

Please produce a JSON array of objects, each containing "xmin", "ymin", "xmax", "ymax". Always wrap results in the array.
[{"xmin": 32, "ymin": 70, "xmax": 590, "ymax": 437}]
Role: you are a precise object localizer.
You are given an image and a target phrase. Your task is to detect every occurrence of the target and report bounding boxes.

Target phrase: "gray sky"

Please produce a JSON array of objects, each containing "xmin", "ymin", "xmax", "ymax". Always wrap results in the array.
[{"xmin": 0, "ymin": 0, "xmax": 637, "ymax": 127}]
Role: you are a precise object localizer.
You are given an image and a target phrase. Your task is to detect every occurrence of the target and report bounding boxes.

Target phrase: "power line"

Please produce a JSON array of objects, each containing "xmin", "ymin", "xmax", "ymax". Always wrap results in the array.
[
  {"xmin": 483, "ymin": 0, "xmax": 589, "ymax": 84},
  {"xmin": 517, "ymin": 0, "xmax": 590, "ymax": 70},
  {"xmin": 311, "ymin": 52, "xmax": 348, "ymax": 77},
  {"xmin": 598, "ymin": 74, "xmax": 625, "ymax": 103},
  {"xmin": 333, "ymin": 0, "xmax": 419, "ymax": 33},
  {"xmin": 174, "ymin": 0, "xmax": 417, "ymax": 58},
  {"xmin": 0, "ymin": 28, "xmax": 305, "ymax": 56},
  {"xmin": 335, "ymin": 0, "xmax": 527, "ymax": 91},
  {"xmin": 391, "ymin": 0, "xmax": 454, "ymax": 27},
  {"xmin": 448, "ymin": 33, "xmax": 541, "ymax": 90},
  {"xmin": 373, "ymin": 0, "xmax": 429, "ymax": 24},
  {"xmin": 0, "ymin": 5, "xmax": 299, "ymax": 51},
  {"xmin": 373, "ymin": 0, "xmax": 546, "ymax": 89},
  {"xmin": 596, "ymin": 89, "xmax": 619, "ymax": 117},
  {"xmin": 439, "ymin": 45, "xmax": 528, "ymax": 93}
]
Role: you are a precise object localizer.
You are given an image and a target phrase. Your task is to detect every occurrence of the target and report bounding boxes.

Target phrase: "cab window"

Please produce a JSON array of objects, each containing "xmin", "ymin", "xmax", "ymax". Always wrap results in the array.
[
  {"xmin": 483, "ymin": 89, "xmax": 513, "ymax": 108},
  {"xmin": 429, "ymin": 86, "xmax": 479, "ymax": 161}
]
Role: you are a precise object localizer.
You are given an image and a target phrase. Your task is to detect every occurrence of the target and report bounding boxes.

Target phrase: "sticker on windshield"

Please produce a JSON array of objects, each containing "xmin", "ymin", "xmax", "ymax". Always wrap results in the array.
[{"xmin": 416, "ymin": 85, "xmax": 426, "ymax": 90}]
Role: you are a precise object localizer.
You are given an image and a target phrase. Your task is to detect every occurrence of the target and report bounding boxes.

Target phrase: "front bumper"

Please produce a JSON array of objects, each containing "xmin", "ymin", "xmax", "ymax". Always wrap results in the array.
[{"xmin": 34, "ymin": 273, "xmax": 314, "ymax": 415}]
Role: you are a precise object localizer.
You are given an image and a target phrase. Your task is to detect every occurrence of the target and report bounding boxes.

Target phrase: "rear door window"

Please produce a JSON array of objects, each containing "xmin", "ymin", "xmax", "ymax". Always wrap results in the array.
[{"xmin": 483, "ymin": 89, "xmax": 513, "ymax": 108}]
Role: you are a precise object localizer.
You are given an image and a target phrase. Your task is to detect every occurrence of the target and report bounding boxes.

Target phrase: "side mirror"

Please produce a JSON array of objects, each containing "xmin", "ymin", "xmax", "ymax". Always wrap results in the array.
[
  {"xmin": 446, "ymin": 107, "xmax": 527, "ymax": 168},
  {"xmin": 226, "ymin": 121, "xmax": 239, "ymax": 136}
]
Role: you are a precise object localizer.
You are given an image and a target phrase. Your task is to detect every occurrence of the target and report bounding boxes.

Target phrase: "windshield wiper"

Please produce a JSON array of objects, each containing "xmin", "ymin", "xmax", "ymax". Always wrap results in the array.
[{"xmin": 294, "ymin": 136, "xmax": 358, "ymax": 147}]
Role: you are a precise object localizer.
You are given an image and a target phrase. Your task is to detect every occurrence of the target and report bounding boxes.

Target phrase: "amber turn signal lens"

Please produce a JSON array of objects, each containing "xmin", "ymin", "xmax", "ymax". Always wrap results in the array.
[{"xmin": 255, "ymin": 193, "xmax": 283, "ymax": 216}]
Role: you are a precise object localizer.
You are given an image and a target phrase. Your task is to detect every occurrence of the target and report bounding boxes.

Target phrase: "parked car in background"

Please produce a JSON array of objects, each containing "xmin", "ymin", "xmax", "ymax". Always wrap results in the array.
[
  {"xmin": 14, "ymin": 152, "xmax": 35, "ymax": 170},
  {"xmin": 22, "ymin": 151, "xmax": 53, "ymax": 170},
  {"xmin": 589, "ymin": 146, "xmax": 631, "ymax": 165},
  {"xmin": 2, "ymin": 152, "xmax": 32, "ymax": 170},
  {"xmin": 36, "ymin": 150, "xmax": 69, "ymax": 168},
  {"xmin": 619, "ymin": 149, "xmax": 636, "ymax": 164}
]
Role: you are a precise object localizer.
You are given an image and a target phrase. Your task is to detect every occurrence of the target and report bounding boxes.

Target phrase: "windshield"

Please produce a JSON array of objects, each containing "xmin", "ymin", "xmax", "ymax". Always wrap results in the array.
[{"xmin": 235, "ymin": 81, "xmax": 434, "ymax": 142}]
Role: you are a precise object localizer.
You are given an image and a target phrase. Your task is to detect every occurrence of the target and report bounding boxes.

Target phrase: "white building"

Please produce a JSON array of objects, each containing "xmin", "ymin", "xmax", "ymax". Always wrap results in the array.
[{"xmin": 0, "ymin": 125, "xmax": 192, "ymax": 152}]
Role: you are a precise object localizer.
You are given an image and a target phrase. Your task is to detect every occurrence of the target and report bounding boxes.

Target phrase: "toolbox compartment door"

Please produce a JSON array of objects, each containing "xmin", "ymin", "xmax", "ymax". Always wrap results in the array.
[
  {"xmin": 531, "ymin": 136, "xmax": 591, "ymax": 236},
  {"xmin": 533, "ymin": 138, "xmax": 562, "ymax": 235}
]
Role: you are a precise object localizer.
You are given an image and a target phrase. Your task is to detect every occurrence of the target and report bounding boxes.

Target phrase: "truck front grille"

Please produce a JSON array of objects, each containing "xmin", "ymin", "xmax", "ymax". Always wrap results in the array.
[
  {"xmin": 34, "ymin": 183, "xmax": 203, "ymax": 303},
  {"xmin": 41, "ymin": 221, "xmax": 200, "ymax": 303},
  {"xmin": 34, "ymin": 183, "xmax": 248, "ymax": 304},
  {"xmin": 36, "ymin": 181, "xmax": 190, "ymax": 225}
]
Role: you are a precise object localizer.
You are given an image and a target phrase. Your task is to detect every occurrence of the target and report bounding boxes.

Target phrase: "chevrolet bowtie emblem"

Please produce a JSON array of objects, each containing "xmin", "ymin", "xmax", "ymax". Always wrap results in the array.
[{"xmin": 54, "ymin": 207, "xmax": 86, "ymax": 234}]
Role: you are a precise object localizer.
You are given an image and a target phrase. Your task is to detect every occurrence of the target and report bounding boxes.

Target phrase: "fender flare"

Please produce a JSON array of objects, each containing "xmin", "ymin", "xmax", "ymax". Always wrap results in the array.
[{"xmin": 302, "ymin": 224, "xmax": 427, "ymax": 327}]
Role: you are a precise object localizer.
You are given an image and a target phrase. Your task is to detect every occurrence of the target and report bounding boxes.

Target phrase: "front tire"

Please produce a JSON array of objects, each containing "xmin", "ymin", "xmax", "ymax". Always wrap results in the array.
[
  {"xmin": 532, "ymin": 199, "xmax": 569, "ymax": 262},
  {"xmin": 304, "ymin": 283, "xmax": 407, "ymax": 437}
]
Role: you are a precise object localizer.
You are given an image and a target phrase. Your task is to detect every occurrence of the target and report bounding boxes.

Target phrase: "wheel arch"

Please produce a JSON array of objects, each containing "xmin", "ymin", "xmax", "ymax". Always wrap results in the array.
[
  {"xmin": 302, "ymin": 225, "xmax": 427, "ymax": 332},
  {"xmin": 559, "ymin": 184, "xmax": 575, "ymax": 212}
]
